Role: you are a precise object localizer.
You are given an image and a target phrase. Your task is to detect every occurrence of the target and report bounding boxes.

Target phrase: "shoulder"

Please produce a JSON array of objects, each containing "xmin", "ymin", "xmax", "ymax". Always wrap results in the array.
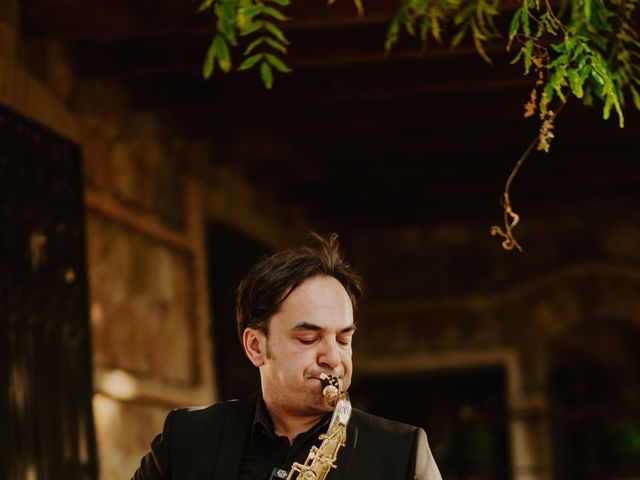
[
  {"xmin": 350, "ymin": 412, "xmax": 443, "ymax": 480},
  {"xmin": 346, "ymin": 409, "xmax": 424, "ymax": 478},
  {"xmin": 167, "ymin": 395, "xmax": 255, "ymax": 436},
  {"xmin": 172, "ymin": 396, "xmax": 252, "ymax": 418},
  {"xmin": 351, "ymin": 408, "xmax": 419, "ymax": 437},
  {"xmin": 155, "ymin": 395, "xmax": 256, "ymax": 467}
]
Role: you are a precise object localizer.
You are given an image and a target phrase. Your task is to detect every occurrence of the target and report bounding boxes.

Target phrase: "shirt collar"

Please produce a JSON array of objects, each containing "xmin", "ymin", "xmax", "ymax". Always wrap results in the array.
[
  {"xmin": 252, "ymin": 392, "xmax": 278, "ymax": 441},
  {"xmin": 252, "ymin": 391, "xmax": 332, "ymax": 443}
]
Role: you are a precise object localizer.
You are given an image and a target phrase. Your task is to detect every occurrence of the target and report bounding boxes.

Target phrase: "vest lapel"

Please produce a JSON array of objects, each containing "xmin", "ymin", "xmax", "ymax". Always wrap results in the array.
[{"xmin": 212, "ymin": 396, "xmax": 256, "ymax": 479}]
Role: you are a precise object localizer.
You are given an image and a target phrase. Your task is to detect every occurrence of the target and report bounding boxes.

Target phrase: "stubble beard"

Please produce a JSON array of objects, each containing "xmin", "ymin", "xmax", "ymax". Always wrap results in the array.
[{"xmin": 264, "ymin": 340, "xmax": 337, "ymax": 414}]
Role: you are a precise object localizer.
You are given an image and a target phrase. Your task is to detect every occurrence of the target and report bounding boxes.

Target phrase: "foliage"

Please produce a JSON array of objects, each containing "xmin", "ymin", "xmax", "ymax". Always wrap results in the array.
[
  {"xmin": 385, "ymin": 0, "xmax": 502, "ymax": 63},
  {"xmin": 385, "ymin": 0, "xmax": 640, "ymax": 141},
  {"xmin": 200, "ymin": 0, "xmax": 294, "ymax": 89},
  {"xmin": 199, "ymin": 1, "xmax": 640, "ymax": 133},
  {"xmin": 197, "ymin": 0, "xmax": 640, "ymax": 251}
]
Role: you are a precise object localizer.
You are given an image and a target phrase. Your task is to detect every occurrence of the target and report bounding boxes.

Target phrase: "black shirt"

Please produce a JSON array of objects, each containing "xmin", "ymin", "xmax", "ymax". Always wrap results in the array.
[{"xmin": 238, "ymin": 395, "xmax": 331, "ymax": 480}]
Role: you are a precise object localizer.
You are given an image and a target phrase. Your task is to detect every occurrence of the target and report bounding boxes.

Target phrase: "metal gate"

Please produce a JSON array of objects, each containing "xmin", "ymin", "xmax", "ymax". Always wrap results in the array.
[{"xmin": 0, "ymin": 106, "xmax": 98, "ymax": 480}]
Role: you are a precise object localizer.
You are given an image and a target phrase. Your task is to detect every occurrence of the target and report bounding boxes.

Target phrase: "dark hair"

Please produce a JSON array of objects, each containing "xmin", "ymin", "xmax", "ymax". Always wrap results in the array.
[{"xmin": 236, "ymin": 232, "xmax": 363, "ymax": 343}]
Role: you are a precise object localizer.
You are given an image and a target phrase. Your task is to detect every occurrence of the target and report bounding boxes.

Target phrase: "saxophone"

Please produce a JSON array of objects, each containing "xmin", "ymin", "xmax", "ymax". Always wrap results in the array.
[{"xmin": 286, "ymin": 374, "xmax": 352, "ymax": 480}]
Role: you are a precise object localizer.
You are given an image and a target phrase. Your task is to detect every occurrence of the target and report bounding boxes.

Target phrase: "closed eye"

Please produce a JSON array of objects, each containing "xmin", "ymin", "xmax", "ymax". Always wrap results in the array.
[{"xmin": 299, "ymin": 338, "xmax": 318, "ymax": 345}]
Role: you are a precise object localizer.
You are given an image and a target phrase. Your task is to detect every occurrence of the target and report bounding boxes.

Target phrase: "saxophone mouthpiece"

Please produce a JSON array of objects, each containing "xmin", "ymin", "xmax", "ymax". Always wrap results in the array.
[{"xmin": 319, "ymin": 373, "xmax": 340, "ymax": 406}]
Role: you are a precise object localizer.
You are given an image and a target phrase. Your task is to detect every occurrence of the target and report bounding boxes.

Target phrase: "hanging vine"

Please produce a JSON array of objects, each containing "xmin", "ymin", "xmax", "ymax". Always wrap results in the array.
[{"xmin": 197, "ymin": 0, "xmax": 640, "ymax": 252}]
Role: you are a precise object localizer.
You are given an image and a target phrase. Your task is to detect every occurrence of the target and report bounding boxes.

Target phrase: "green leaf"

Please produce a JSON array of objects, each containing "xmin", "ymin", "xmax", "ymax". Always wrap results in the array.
[
  {"xmin": 510, "ymin": 47, "xmax": 524, "ymax": 65},
  {"xmin": 238, "ymin": 53, "xmax": 263, "ymax": 71},
  {"xmin": 591, "ymin": 68, "xmax": 605, "ymax": 85},
  {"xmin": 472, "ymin": 23, "xmax": 493, "ymax": 64},
  {"xmin": 476, "ymin": 1, "xmax": 489, "ymax": 35},
  {"xmin": 603, "ymin": 94, "xmax": 612, "ymax": 119},
  {"xmin": 197, "ymin": 0, "xmax": 214, "ymax": 13},
  {"xmin": 202, "ymin": 38, "xmax": 217, "ymax": 79},
  {"xmin": 239, "ymin": 5, "xmax": 263, "ymax": 18},
  {"xmin": 385, "ymin": 19, "xmax": 400, "ymax": 54},
  {"xmin": 630, "ymin": 85, "xmax": 640, "ymax": 110},
  {"xmin": 451, "ymin": 25, "xmax": 468, "ymax": 48},
  {"xmin": 218, "ymin": 18, "xmax": 235, "ymax": 39},
  {"xmin": 244, "ymin": 38, "xmax": 264, "ymax": 55},
  {"xmin": 568, "ymin": 69, "xmax": 584, "ymax": 97},
  {"xmin": 265, "ymin": 53, "xmax": 292, "ymax": 72},
  {"xmin": 550, "ymin": 53, "xmax": 569, "ymax": 68},
  {"xmin": 240, "ymin": 20, "xmax": 264, "ymax": 36},
  {"xmin": 406, "ymin": 18, "xmax": 416, "ymax": 36},
  {"xmin": 214, "ymin": 34, "xmax": 232, "ymax": 73},
  {"xmin": 220, "ymin": 2, "xmax": 235, "ymax": 22},
  {"xmin": 237, "ymin": 5, "xmax": 262, "ymax": 28},
  {"xmin": 554, "ymin": 79, "xmax": 567, "ymax": 102},
  {"xmin": 522, "ymin": 7, "xmax": 531, "ymax": 36},
  {"xmin": 583, "ymin": 0, "xmax": 591, "ymax": 22},
  {"xmin": 263, "ymin": 6, "xmax": 289, "ymax": 21},
  {"xmin": 611, "ymin": 93, "xmax": 624, "ymax": 127},
  {"xmin": 543, "ymin": 81, "xmax": 555, "ymax": 109},
  {"xmin": 267, "ymin": 0, "xmax": 291, "ymax": 5},
  {"xmin": 260, "ymin": 61, "xmax": 274, "ymax": 89},
  {"xmin": 431, "ymin": 14, "xmax": 443, "ymax": 43},
  {"xmin": 453, "ymin": 4, "xmax": 474, "ymax": 26},
  {"xmin": 509, "ymin": 8, "xmax": 522, "ymax": 41},
  {"xmin": 265, "ymin": 37, "xmax": 288, "ymax": 54},
  {"xmin": 580, "ymin": 63, "xmax": 591, "ymax": 85},
  {"xmin": 523, "ymin": 39, "xmax": 533, "ymax": 74},
  {"xmin": 264, "ymin": 21, "xmax": 290, "ymax": 44},
  {"xmin": 583, "ymin": 85, "xmax": 594, "ymax": 105}
]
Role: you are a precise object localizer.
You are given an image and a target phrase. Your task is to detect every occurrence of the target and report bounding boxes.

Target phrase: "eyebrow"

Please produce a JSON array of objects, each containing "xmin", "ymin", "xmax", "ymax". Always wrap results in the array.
[{"xmin": 292, "ymin": 322, "xmax": 357, "ymax": 334}]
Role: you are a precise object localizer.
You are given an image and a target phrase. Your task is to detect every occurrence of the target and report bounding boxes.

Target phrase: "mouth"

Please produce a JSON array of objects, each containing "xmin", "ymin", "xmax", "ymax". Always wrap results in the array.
[
  {"xmin": 317, "ymin": 373, "xmax": 343, "ymax": 390},
  {"xmin": 309, "ymin": 374, "xmax": 341, "ymax": 381}
]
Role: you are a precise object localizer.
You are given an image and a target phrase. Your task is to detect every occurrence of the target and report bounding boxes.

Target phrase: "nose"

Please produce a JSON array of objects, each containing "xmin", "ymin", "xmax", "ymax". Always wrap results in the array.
[{"xmin": 317, "ymin": 337, "xmax": 340, "ymax": 370}]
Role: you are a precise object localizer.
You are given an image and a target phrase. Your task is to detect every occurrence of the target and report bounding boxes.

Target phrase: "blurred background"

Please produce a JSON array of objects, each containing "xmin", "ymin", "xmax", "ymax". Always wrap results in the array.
[{"xmin": 2, "ymin": 1, "xmax": 640, "ymax": 479}]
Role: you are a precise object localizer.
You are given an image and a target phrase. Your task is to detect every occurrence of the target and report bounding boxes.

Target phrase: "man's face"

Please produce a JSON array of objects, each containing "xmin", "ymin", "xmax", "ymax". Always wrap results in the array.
[{"xmin": 249, "ymin": 275, "xmax": 355, "ymax": 416}]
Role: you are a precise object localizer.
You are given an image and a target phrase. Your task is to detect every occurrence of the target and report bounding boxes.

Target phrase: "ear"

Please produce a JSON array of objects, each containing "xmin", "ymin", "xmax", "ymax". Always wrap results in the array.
[{"xmin": 242, "ymin": 328, "xmax": 267, "ymax": 367}]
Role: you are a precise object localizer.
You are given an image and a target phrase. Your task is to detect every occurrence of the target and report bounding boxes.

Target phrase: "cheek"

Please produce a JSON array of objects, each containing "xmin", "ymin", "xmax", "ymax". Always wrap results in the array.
[
  {"xmin": 284, "ymin": 349, "xmax": 316, "ymax": 376},
  {"xmin": 341, "ymin": 351, "xmax": 353, "ymax": 372},
  {"xmin": 341, "ymin": 346, "xmax": 353, "ymax": 361}
]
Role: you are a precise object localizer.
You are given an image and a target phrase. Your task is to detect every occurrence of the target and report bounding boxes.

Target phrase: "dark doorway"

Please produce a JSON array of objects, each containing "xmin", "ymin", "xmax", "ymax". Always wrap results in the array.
[
  {"xmin": 206, "ymin": 221, "xmax": 271, "ymax": 400},
  {"xmin": 0, "ymin": 106, "xmax": 97, "ymax": 479},
  {"xmin": 350, "ymin": 366, "xmax": 511, "ymax": 480},
  {"xmin": 549, "ymin": 321, "xmax": 640, "ymax": 480}
]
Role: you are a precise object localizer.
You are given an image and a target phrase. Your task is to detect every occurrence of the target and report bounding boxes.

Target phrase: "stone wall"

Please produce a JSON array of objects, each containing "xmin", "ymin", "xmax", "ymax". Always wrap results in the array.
[
  {"xmin": 347, "ymin": 208, "xmax": 640, "ymax": 480},
  {"xmin": 1, "ymin": 10, "xmax": 304, "ymax": 479}
]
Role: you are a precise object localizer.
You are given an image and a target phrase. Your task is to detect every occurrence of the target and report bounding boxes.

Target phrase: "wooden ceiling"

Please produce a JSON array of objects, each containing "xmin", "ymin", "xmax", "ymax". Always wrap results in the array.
[{"xmin": 21, "ymin": 0, "xmax": 640, "ymax": 229}]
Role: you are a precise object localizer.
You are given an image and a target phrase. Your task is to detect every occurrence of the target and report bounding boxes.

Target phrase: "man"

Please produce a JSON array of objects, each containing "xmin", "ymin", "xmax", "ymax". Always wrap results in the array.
[{"xmin": 133, "ymin": 233, "xmax": 442, "ymax": 480}]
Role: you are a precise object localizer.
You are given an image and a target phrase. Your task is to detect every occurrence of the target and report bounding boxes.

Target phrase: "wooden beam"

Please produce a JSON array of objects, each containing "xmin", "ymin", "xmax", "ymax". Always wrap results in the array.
[
  {"xmin": 120, "ymin": 51, "xmax": 532, "ymax": 111},
  {"xmin": 167, "ymin": 86, "xmax": 533, "ymax": 138},
  {"xmin": 22, "ymin": 0, "xmax": 397, "ymax": 39},
  {"xmin": 22, "ymin": 0, "xmax": 138, "ymax": 40},
  {"xmin": 23, "ymin": 0, "xmax": 522, "ymax": 39},
  {"xmin": 67, "ymin": 15, "xmax": 520, "ymax": 78}
]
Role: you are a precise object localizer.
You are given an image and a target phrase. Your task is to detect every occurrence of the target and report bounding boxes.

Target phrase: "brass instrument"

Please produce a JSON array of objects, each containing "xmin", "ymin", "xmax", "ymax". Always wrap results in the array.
[{"xmin": 287, "ymin": 374, "xmax": 352, "ymax": 480}]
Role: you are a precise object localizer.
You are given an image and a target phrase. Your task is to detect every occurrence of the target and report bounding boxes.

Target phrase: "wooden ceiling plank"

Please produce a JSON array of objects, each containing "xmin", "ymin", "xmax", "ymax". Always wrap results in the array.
[{"xmin": 22, "ymin": 0, "xmax": 522, "ymax": 39}]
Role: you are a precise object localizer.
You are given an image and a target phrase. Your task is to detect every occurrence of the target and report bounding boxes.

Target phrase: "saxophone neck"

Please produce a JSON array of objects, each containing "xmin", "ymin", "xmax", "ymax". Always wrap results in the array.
[{"xmin": 328, "ymin": 392, "xmax": 351, "ymax": 432}]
